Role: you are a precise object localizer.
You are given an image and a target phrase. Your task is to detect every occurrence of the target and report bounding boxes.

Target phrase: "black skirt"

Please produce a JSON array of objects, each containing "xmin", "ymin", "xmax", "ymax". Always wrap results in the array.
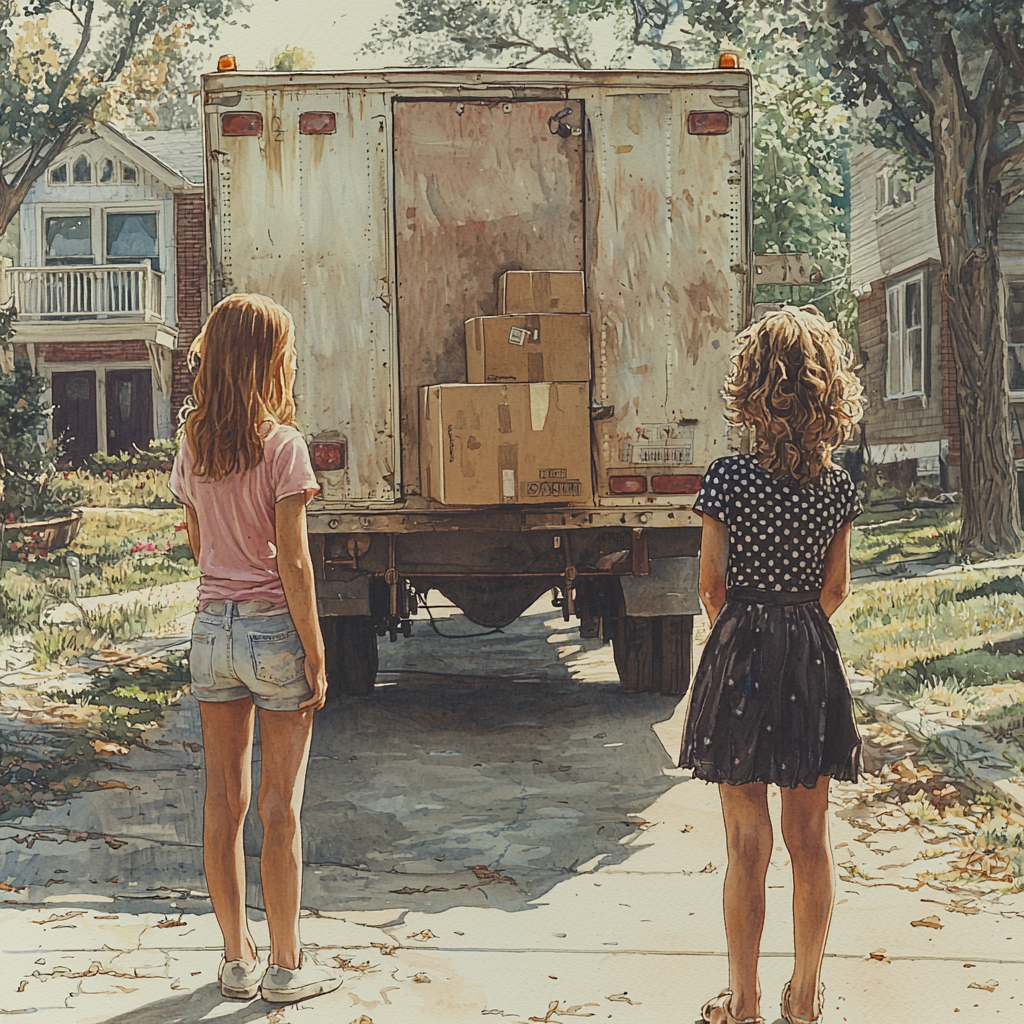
[{"xmin": 679, "ymin": 587, "xmax": 861, "ymax": 788}]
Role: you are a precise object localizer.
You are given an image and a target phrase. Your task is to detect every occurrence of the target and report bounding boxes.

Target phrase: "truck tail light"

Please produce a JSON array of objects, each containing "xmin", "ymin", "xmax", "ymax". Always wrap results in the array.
[
  {"xmin": 609, "ymin": 475, "xmax": 647, "ymax": 494},
  {"xmin": 222, "ymin": 112, "xmax": 263, "ymax": 136},
  {"xmin": 217, "ymin": 54, "xmax": 238, "ymax": 72},
  {"xmin": 651, "ymin": 474, "xmax": 702, "ymax": 494},
  {"xmin": 309, "ymin": 442, "xmax": 346, "ymax": 471},
  {"xmin": 300, "ymin": 111, "xmax": 337, "ymax": 135},
  {"xmin": 688, "ymin": 111, "xmax": 731, "ymax": 135}
]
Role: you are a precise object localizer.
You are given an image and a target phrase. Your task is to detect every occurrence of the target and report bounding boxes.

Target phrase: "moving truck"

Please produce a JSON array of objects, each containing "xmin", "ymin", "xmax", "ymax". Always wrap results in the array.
[{"xmin": 202, "ymin": 65, "xmax": 753, "ymax": 696}]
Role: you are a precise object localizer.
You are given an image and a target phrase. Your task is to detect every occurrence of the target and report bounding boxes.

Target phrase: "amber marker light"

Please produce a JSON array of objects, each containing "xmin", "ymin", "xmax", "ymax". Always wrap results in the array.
[
  {"xmin": 217, "ymin": 54, "xmax": 238, "ymax": 71},
  {"xmin": 718, "ymin": 50, "xmax": 740, "ymax": 69}
]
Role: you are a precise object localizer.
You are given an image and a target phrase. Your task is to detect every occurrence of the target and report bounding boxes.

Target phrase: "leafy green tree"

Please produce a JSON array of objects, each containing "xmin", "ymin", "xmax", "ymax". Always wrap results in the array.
[{"xmin": 0, "ymin": 0, "xmax": 249, "ymax": 236}]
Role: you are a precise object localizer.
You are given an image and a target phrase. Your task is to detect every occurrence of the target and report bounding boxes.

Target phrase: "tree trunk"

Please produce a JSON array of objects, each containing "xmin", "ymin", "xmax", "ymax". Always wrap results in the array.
[{"xmin": 931, "ymin": 94, "xmax": 1024, "ymax": 559}]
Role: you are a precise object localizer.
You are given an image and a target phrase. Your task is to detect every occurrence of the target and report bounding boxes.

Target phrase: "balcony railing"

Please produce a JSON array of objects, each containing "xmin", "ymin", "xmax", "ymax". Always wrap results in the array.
[{"xmin": 4, "ymin": 264, "xmax": 165, "ymax": 323}]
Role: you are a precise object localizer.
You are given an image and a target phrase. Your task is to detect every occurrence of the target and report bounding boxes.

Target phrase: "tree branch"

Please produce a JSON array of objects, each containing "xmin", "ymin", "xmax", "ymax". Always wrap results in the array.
[
  {"xmin": 449, "ymin": 31, "xmax": 586, "ymax": 69},
  {"xmin": 96, "ymin": 1, "xmax": 149, "ymax": 82},
  {"xmin": 862, "ymin": 66, "xmax": 935, "ymax": 162},
  {"xmin": 855, "ymin": 1, "xmax": 938, "ymax": 113},
  {"xmin": 49, "ymin": 0, "xmax": 94, "ymax": 109}
]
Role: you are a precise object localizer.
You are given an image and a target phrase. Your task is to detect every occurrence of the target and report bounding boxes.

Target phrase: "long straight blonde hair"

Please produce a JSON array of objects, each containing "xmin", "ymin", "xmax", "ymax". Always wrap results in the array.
[{"xmin": 179, "ymin": 294, "xmax": 297, "ymax": 479}]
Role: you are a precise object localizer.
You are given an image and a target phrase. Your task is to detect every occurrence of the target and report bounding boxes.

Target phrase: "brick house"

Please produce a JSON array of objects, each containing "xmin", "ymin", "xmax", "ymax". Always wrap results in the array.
[
  {"xmin": 0, "ymin": 124, "xmax": 205, "ymax": 464},
  {"xmin": 850, "ymin": 144, "xmax": 1024, "ymax": 492}
]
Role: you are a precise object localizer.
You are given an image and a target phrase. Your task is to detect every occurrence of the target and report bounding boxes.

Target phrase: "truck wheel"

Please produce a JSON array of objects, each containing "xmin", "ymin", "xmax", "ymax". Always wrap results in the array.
[
  {"xmin": 322, "ymin": 616, "xmax": 379, "ymax": 696},
  {"xmin": 611, "ymin": 614, "xmax": 692, "ymax": 696}
]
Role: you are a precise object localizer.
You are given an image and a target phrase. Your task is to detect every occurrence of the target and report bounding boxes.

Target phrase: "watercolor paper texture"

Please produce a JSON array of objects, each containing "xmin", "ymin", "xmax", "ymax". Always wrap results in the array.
[{"xmin": 1, "ymin": 2, "xmax": 1024, "ymax": 1022}]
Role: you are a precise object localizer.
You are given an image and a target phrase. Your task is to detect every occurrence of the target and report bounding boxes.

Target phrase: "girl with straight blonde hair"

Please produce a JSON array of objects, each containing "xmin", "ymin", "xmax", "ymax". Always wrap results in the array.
[
  {"xmin": 680, "ymin": 306, "xmax": 866, "ymax": 1024},
  {"xmin": 170, "ymin": 293, "xmax": 341, "ymax": 1004}
]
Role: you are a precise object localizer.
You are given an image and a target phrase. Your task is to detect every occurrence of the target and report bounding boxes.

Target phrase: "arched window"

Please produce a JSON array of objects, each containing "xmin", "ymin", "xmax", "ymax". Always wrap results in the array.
[
  {"xmin": 100, "ymin": 158, "xmax": 114, "ymax": 183},
  {"xmin": 73, "ymin": 155, "xmax": 91, "ymax": 183},
  {"xmin": 121, "ymin": 164, "xmax": 138, "ymax": 184},
  {"xmin": 48, "ymin": 163, "xmax": 68, "ymax": 184}
]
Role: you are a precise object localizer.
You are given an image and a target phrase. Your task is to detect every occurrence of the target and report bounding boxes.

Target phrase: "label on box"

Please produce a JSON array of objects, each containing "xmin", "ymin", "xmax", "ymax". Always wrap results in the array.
[
  {"xmin": 508, "ymin": 326, "xmax": 531, "ymax": 346},
  {"xmin": 525, "ymin": 478, "xmax": 583, "ymax": 498},
  {"xmin": 502, "ymin": 470, "xmax": 517, "ymax": 498},
  {"xmin": 623, "ymin": 444, "xmax": 695, "ymax": 465}
]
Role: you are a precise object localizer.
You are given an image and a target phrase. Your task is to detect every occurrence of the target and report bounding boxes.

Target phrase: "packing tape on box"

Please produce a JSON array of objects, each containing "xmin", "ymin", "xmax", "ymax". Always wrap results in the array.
[
  {"xmin": 498, "ymin": 443, "xmax": 518, "ymax": 503},
  {"xmin": 529, "ymin": 383, "xmax": 550, "ymax": 431}
]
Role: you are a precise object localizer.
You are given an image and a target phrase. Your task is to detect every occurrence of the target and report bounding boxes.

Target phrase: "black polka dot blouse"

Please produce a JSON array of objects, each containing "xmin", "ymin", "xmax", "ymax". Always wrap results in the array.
[{"xmin": 694, "ymin": 454, "xmax": 863, "ymax": 592}]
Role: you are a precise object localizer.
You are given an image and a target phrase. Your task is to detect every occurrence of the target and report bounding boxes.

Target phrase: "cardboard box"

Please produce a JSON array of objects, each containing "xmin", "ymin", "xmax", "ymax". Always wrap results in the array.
[
  {"xmin": 465, "ymin": 314, "xmax": 591, "ymax": 384},
  {"xmin": 498, "ymin": 271, "xmax": 586, "ymax": 314},
  {"xmin": 420, "ymin": 383, "xmax": 593, "ymax": 506}
]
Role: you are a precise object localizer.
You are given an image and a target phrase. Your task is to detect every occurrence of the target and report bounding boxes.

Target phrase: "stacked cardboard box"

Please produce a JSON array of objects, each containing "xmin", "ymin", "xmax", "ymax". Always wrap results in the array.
[{"xmin": 420, "ymin": 271, "xmax": 593, "ymax": 506}]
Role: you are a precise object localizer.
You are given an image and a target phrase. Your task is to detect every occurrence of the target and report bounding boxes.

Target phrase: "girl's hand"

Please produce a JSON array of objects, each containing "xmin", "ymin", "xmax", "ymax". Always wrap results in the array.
[{"xmin": 298, "ymin": 655, "xmax": 328, "ymax": 710}]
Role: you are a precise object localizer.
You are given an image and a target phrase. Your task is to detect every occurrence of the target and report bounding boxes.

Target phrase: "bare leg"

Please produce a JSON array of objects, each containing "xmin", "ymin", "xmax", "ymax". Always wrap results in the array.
[
  {"xmin": 256, "ymin": 706, "xmax": 316, "ymax": 970},
  {"xmin": 199, "ymin": 697, "xmax": 258, "ymax": 965},
  {"xmin": 718, "ymin": 782, "xmax": 772, "ymax": 1021},
  {"xmin": 780, "ymin": 777, "xmax": 834, "ymax": 1021}
]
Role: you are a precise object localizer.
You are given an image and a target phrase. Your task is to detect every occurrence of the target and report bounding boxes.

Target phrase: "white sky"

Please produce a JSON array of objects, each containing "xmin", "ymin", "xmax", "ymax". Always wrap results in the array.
[{"xmin": 208, "ymin": 0, "xmax": 404, "ymax": 72}]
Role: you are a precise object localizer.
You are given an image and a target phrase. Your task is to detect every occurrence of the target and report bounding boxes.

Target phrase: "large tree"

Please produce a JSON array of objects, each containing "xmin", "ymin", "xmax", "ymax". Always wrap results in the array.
[{"xmin": 0, "ymin": 0, "xmax": 248, "ymax": 237}]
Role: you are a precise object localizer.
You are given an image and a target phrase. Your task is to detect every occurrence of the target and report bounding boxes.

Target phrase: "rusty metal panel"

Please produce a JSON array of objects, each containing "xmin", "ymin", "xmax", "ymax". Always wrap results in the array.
[
  {"xmin": 392, "ymin": 99, "xmax": 585, "ymax": 494},
  {"xmin": 583, "ymin": 88, "xmax": 750, "ymax": 500},
  {"xmin": 207, "ymin": 88, "xmax": 398, "ymax": 503}
]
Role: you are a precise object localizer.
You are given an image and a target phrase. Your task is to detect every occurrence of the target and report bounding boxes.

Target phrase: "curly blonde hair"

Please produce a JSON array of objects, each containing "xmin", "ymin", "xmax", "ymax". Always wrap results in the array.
[{"xmin": 725, "ymin": 305, "xmax": 865, "ymax": 486}]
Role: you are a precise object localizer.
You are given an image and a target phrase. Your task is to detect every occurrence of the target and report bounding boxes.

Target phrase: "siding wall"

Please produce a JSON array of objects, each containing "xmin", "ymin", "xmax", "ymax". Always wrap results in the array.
[{"xmin": 857, "ymin": 260, "xmax": 948, "ymax": 449}]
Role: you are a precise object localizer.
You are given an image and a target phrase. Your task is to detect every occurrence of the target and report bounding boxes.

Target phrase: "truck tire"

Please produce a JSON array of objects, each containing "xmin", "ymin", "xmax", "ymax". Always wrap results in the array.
[
  {"xmin": 611, "ymin": 614, "xmax": 692, "ymax": 696},
  {"xmin": 321, "ymin": 616, "xmax": 379, "ymax": 697}
]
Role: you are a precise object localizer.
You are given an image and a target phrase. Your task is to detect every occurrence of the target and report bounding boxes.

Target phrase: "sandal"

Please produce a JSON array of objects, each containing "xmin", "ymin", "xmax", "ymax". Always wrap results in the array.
[
  {"xmin": 781, "ymin": 981, "xmax": 825, "ymax": 1024},
  {"xmin": 698, "ymin": 989, "xmax": 765, "ymax": 1024}
]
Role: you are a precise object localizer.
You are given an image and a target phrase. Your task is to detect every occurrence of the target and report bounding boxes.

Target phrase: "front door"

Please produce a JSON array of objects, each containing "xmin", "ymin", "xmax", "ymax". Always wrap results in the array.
[
  {"xmin": 105, "ymin": 369, "xmax": 153, "ymax": 456},
  {"xmin": 51, "ymin": 370, "xmax": 97, "ymax": 467}
]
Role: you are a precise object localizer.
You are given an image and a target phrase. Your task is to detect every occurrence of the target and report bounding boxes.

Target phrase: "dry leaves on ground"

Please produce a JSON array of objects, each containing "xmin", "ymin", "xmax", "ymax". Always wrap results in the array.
[
  {"xmin": 90, "ymin": 740, "xmax": 129, "ymax": 756},
  {"xmin": 370, "ymin": 942, "xmax": 399, "ymax": 956},
  {"xmin": 921, "ymin": 898, "xmax": 981, "ymax": 915},
  {"xmin": 868, "ymin": 949, "xmax": 890, "ymax": 962},
  {"xmin": 33, "ymin": 912, "xmax": 85, "ymax": 925},
  {"xmin": 699, "ymin": 862, "xmax": 717, "ymax": 874},
  {"xmin": 470, "ymin": 865, "xmax": 517, "ymax": 885},
  {"xmin": 607, "ymin": 993, "xmax": 641, "ymax": 1004},
  {"xmin": 910, "ymin": 915, "xmax": 943, "ymax": 929},
  {"xmin": 156, "ymin": 917, "xmax": 186, "ymax": 929},
  {"xmin": 406, "ymin": 929, "xmax": 436, "ymax": 942},
  {"xmin": 9, "ymin": 826, "xmax": 127, "ymax": 850},
  {"xmin": 949, "ymin": 845, "xmax": 1015, "ymax": 883},
  {"xmin": 33, "ymin": 961, "xmax": 162, "ymax": 980},
  {"xmin": 968, "ymin": 980, "xmax": 999, "ymax": 992},
  {"xmin": 528, "ymin": 1002, "xmax": 600, "ymax": 1021},
  {"xmin": 412, "ymin": 973, "xmax": 430, "ymax": 983},
  {"xmin": 330, "ymin": 956, "xmax": 378, "ymax": 974}
]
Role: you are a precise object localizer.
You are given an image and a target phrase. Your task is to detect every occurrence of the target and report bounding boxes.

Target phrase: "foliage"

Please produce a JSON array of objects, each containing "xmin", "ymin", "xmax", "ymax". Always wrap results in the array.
[
  {"xmin": 364, "ymin": 1, "xmax": 856, "ymax": 338},
  {"xmin": 0, "ymin": 0, "xmax": 250, "ymax": 234},
  {"xmin": 850, "ymin": 505, "xmax": 961, "ymax": 567},
  {"xmin": 84, "ymin": 436, "xmax": 178, "ymax": 476},
  {"xmin": 273, "ymin": 45, "xmax": 315, "ymax": 71},
  {"xmin": 0, "ymin": 358, "xmax": 78, "ymax": 522}
]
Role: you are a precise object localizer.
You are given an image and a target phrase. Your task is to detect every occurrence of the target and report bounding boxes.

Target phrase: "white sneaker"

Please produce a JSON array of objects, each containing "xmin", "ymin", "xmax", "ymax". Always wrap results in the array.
[
  {"xmin": 218, "ymin": 954, "xmax": 263, "ymax": 999},
  {"xmin": 259, "ymin": 951, "xmax": 342, "ymax": 1003}
]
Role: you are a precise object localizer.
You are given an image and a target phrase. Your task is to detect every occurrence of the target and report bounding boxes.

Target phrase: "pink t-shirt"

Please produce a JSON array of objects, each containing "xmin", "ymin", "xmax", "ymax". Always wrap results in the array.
[{"xmin": 169, "ymin": 423, "xmax": 320, "ymax": 607}]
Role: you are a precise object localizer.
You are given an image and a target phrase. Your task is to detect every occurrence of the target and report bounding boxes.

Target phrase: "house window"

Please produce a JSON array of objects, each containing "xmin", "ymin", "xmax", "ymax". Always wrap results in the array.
[
  {"xmin": 48, "ymin": 163, "xmax": 68, "ymax": 185},
  {"xmin": 121, "ymin": 164, "xmax": 138, "ymax": 183},
  {"xmin": 886, "ymin": 273, "xmax": 926, "ymax": 399},
  {"xmin": 106, "ymin": 212, "xmax": 159, "ymax": 271},
  {"xmin": 875, "ymin": 169, "xmax": 912, "ymax": 212},
  {"xmin": 44, "ymin": 215, "xmax": 94, "ymax": 265},
  {"xmin": 73, "ymin": 155, "xmax": 92, "ymax": 183},
  {"xmin": 1008, "ymin": 282, "xmax": 1024, "ymax": 396},
  {"xmin": 100, "ymin": 158, "xmax": 114, "ymax": 183}
]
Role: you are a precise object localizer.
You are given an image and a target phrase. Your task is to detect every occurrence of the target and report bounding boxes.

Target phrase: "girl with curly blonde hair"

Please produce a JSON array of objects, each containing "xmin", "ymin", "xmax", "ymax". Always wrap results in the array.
[{"xmin": 680, "ymin": 306, "xmax": 866, "ymax": 1024}]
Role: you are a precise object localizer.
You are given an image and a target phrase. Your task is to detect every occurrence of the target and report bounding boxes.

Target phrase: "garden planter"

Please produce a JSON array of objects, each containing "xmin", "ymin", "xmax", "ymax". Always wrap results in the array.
[{"xmin": 3, "ymin": 513, "xmax": 82, "ymax": 554}]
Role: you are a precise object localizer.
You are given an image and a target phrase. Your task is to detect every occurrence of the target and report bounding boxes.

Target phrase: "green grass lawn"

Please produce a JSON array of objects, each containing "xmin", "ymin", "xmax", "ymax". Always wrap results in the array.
[{"xmin": 850, "ymin": 504, "xmax": 961, "ymax": 568}]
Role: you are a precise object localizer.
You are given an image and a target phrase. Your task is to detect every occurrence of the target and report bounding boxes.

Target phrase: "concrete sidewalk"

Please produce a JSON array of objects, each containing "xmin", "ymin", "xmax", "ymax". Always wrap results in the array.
[{"xmin": 1, "ymin": 603, "xmax": 1022, "ymax": 1023}]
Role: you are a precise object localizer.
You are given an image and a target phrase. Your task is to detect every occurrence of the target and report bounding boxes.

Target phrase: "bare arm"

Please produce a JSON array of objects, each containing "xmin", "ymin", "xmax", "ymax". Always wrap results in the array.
[
  {"xmin": 184, "ymin": 504, "xmax": 201, "ymax": 563},
  {"xmin": 820, "ymin": 522, "xmax": 853, "ymax": 619},
  {"xmin": 698, "ymin": 514, "xmax": 730, "ymax": 627},
  {"xmin": 275, "ymin": 493, "xmax": 327, "ymax": 710}
]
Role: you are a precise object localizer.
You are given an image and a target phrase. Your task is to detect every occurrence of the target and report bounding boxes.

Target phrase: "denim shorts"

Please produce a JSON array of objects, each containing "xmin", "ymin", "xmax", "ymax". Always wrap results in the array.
[{"xmin": 188, "ymin": 600, "xmax": 313, "ymax": 712}]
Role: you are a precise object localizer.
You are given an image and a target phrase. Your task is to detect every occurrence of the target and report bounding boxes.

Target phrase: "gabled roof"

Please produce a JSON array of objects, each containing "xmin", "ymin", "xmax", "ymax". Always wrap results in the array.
[
  {"xmin": 89, "ymin": 123, "xmax": 202, "ymax": 190},
  {"xmin": 125, "ymin": 128, "xmax": 204, "ymax": 186}
]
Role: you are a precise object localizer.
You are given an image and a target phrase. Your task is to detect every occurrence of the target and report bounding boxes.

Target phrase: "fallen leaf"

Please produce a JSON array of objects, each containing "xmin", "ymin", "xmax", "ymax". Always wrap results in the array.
[
  {"xmin": 33, "ymin": 911, "xmax": 85, "ymax": 925},
  {"xmin": 44, "ymin": 879, "xmax": 68, "ymax": 887},
  {"xmin": 370, "ymin": 942, "xmax": 399, "ymax": 956},
  {"xmin": 911, "ymin": 915, "xmax": 943, "ymax": 929},
  {"xmin": 330, "ymin": 956, "xmax": 378, "ymax": 974},
  {"xmin": 113, "ymin": 985, "xmax": 138, "ymax": 993},
  {"xmin": 156, "ymin": 918, "xmax": 187, "ymax": 928},
  {"xmin": 470, "ymin": 865, "xmax": 517, "ymax": 885},
  {"xmin": 968, "ymin": 980, "xmax": 999, "ymax": 992},
  {"xmin": 0, "ymin": 882, "xmax": 24, "ymax": 892},
  {"xmin": 608, "ymin": 993, "xmax": 640, "ymax": 1004},
  {"xmin": 868, "ymin": 949, "xmax": 890, "ymax": 962},
  {"xmin": 106, "ymin": 877, "xmax": 118, "ymax": 884},
  {"xmin": 412, "ymin": 972, "xmax": 430, "ymax": 983},
  {"xmin": 16, "ymin": 982, "xmax": 26, "ymax": 992},
  {"xmin": 681, "ymin": 824, "xmax": 693, "ymax": 833},
  {"xmin": 922, "ymin": 898, "xmax": 980, "ymax": 916},
  {"xmin": 407, "ymin": 929, "xmax": 436, "ymax": 942},
  {"xmin": 90, "ymin": 740, "xmax": 129, "ymax": 756},
  {"xmin": 93, "ymin": 915, "xmax": 118, "ymax": 920},
  {"xmin": 699, "ymin": 862, "xmax": 717, "ymax": 873},
  {"xmin": 348, "ymin": 1017, "xmax": 374, "ymax": 1024}
]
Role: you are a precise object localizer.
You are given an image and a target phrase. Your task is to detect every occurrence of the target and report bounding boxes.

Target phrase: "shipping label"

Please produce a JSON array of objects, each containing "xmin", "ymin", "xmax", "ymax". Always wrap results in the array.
[{"xmin": 620, "ymin": 422, "xmax": 696, "ymax": 465}]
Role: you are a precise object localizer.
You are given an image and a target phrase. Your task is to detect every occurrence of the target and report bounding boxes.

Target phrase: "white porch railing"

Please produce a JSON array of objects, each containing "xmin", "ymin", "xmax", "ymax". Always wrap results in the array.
[{"xmin": 4, "ymin": 264, "xmax": 165, "ymax": 322}]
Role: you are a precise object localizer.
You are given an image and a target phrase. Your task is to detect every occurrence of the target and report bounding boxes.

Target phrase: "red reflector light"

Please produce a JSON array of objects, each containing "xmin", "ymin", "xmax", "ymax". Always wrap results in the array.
[
  {"xmin": 222, "ymin": 112, "xmax": 263, "ymax": 136},
  {"xmin": 651, "ymin": 474, "xmax": 703, "ymax": 494},
  {"xmin": 609, "ymin": 475, "xmax": 647, "ymax": 494},
  {"xmin": 688, "ymin": 111, "xmax": 732, "ymax": 135},
  {"xmin": 300, "ymin": 111, "xmax": 337, "ymax": 135},
  {"xmin": 309, "ymin": 442, "xmax": 345, "ymax": 471}
]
